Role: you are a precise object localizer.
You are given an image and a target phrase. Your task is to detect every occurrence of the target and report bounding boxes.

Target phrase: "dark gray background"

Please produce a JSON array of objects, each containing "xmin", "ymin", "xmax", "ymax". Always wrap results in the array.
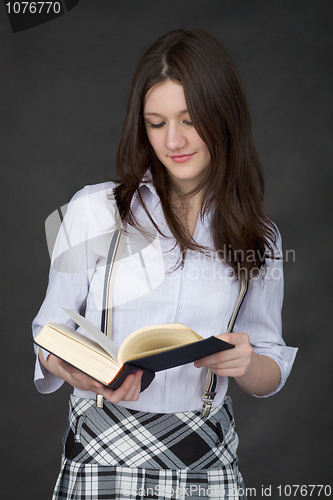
[{"xmin": 1, "ymin": 1, "xmax": 332, "ymax": 499}]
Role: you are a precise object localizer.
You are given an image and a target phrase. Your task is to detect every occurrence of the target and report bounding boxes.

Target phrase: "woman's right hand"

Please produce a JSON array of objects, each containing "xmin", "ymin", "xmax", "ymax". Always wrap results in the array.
[
  {"xmin": 57, "ymin": 358, "xmax": 143, "ymax": 403},
  {"xmin": 39, "ymin": 350, "xmax": 143, "ymax": 403}
]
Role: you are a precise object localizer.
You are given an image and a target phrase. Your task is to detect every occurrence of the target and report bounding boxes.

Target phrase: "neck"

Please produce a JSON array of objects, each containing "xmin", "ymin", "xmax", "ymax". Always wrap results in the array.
[{"xmin": 171, "ymin": 190, "xmax": 203, "ymax": 238}]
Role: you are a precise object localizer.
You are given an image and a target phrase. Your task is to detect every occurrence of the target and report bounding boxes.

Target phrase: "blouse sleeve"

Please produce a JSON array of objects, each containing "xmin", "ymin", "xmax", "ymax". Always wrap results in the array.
[
  {"xmin": 32, "ymin": 185, "xmax": 98, "ymax": 393},
  {"xmin": 233, "ymin": 228, "xmax": 298, "ymax": 397}
]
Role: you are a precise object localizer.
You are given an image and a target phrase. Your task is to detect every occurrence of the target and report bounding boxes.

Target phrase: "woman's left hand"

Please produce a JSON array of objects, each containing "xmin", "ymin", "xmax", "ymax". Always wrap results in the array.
[
  {"xmin": 194, "ymin": 332, "xmax": 253, "ymax": 378},
  {"xmin": 194, "ymin": 332, "xmax": 281, "ymax": 396}
]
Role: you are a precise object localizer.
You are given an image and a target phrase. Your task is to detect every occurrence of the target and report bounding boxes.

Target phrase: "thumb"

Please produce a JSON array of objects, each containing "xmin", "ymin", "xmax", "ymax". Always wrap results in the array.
[{"xmin": 216, "ymin": 332, "xmax": 233, "ymax": 344}]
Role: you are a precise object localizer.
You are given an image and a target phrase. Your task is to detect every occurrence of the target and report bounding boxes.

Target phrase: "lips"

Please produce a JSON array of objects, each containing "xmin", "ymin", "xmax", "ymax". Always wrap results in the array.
[{"xmin": 170, "ymin": 153, "xmax": 196, "ymax": 163}]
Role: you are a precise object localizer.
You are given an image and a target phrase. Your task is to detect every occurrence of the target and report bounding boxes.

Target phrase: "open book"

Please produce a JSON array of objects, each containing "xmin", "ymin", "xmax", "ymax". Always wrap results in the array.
[{"xmin": 34, "ymin": 309, "xmax": 234, "ymax": 392}]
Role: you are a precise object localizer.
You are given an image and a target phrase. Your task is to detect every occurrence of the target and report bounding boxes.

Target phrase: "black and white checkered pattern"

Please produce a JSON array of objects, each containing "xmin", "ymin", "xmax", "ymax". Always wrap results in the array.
[{"xmin": 52, "ymin": 395, "xmax": 246, "ymax": 499}]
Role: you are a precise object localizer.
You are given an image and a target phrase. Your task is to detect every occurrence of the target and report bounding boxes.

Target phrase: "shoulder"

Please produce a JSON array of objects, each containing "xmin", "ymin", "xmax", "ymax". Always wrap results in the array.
[
  {"xmin": 266, "ymin": 222, "xmax": 283, "ymax": 260},
  {"xmin": 62, "ymin": 181, "xmax": 119, "ymax": 236},
  {"xmin": 69, "ymin": 181, "xmax": 117, "ymax": 205},
  {"xmin": 67, "ymin": 181, "xmax": 117, "ymax": 214}
]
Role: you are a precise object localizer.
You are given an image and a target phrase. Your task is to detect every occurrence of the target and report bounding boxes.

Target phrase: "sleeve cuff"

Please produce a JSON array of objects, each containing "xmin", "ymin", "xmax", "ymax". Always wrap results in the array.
[
  {"xmin": 252, "ymin": 345, "xmax": 298, "ymax": 398},
  {"xmin": 34, "ymin": 349, "xmax": 65, "ymax": 394}
]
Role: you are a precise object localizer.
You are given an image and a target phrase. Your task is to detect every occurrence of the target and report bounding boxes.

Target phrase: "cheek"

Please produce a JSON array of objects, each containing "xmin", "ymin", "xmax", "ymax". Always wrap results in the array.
[
  {"xmin": 203, "ymin": 144, "xmax": 211, "ymax": 160},
  {"xmin": 146, "ymin": 131, "xmax": 162, "ymax": 156},
  {"xmin": 200, "ymin": 143, "xmax": 211, "ymax": 168},
  {"xmin": 192, "ymin": 131, "xmax": 209, "ymax": 152},
  {"xmin": 196, "ymin": 138, "xmax": 211, "ymax": 162}
]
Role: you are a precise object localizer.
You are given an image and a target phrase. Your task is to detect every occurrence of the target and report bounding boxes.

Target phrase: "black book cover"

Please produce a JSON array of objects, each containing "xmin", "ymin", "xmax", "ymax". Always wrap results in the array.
[{"xmin": 127, "ymin": 336, "xmax": 234, "ymax": 373}]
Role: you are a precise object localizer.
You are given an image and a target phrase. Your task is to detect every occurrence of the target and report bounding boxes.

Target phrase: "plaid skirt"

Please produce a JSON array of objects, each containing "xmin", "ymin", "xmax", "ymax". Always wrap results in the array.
[{"xmin": 52, "ymin": 395, "xmax": 246, "ymax": 500}]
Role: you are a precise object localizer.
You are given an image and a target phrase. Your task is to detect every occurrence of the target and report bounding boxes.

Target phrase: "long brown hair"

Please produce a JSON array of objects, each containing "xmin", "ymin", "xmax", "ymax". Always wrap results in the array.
[{"xmin": 114, "ymin": 27, "xmax": 277, "ymax": 278}]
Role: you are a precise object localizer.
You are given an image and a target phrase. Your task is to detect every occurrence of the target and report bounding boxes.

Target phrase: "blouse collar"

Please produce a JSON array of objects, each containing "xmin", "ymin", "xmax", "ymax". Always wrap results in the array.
[{"xmin": 137, "ymin": 168, "xmax": 158, "ymax": 199}]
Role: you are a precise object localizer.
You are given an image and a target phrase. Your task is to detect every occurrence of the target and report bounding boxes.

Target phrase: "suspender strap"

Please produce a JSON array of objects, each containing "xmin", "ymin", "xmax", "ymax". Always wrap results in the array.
[
  {"xmin": 201, "ymin": 275, "xmax": 249, "ymax": 417},
  {"xmin": 100, "ymin": 226, "xmax": 249, "ymax": 418},
  {"xmin": 100, "ymin": 228, "xmax": 126, "ymax": 339}
]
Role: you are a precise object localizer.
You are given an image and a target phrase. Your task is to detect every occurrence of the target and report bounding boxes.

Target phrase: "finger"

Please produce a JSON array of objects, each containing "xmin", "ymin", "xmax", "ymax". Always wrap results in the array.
[
  {"xmin": 131, "ymin": 378, "xmax": 142, "ymax": 401},
  {"xmin": 194, "ymin": 332, "xmax": 247, "ymax": 367},
  {"xmin": 57, "ymin": 359, "xmax": 104, "ymax": 391},
  {"xmin": 194, "ymin": 348, "xmax": 236, "ymax": 368},
  {"xmin": 217, "ymin": 332, "xmax": 248, "ymax": 347},
  {"xmin": 123, "ymin": 371, "xmax": 143, "ymax": 400},
  {"xmin": 122, "ymin": 373, "xmax": 142, "ymax": 401},
  {"xmin": 203, "ymin": 358, "xmax": 245, "ymax": 371},
  {"xmin": 210, "ymin": 366, "xmax": 248, "ymax": 378},
  {"xmin": 90, "ymin": 379, "xmax": 104, "ymax": 390},
  {"xmin": 216, "ymin": 332, "xmax": 233, "ymax": 344},
  {"xmin": 104, "ymin": 371, "xmax": 142, "ymax": 403},
  {"xmin": 195, "ymin": 338, "xmax": 252, "ymax": 368}
]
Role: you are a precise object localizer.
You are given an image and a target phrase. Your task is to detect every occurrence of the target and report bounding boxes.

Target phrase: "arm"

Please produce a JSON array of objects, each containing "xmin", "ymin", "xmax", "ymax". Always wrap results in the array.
[
  {"xmin": 33, "ymin": 183, "xmax": 142, "ymax": 402},
  {"xmin": 38, "ymin": 349, "xmax": 143, "ymax": 403},
  {"xmin": 195, "ymin": 229, "xmax": 297, "ymax": 397},
  {"xmin": 194, "ymin": 332, "xmax": 281, "ymax": 396}
]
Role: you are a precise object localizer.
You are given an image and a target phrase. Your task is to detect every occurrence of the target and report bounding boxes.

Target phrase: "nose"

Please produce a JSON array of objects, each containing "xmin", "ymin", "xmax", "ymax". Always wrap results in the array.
[{"xmin": 165, "ymin": 123, "xmax": 187, "ymax": 151}]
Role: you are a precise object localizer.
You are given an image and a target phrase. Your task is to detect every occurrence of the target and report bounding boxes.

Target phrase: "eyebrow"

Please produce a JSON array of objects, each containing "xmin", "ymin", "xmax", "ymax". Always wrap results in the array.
[{"xmin": 143, "ymin": 109, "xmax": 189, "ymax": 118}]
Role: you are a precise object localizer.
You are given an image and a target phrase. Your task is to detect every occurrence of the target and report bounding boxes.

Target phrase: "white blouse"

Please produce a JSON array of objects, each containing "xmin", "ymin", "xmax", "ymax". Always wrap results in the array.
[{"xmin": 32, "ymin": 176, "xmax": 297, "ymax": 413}]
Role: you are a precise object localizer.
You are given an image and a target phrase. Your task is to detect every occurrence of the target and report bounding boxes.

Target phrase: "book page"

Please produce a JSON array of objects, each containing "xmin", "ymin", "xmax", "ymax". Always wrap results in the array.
[
  {"xmin": 48, "ymin": 323, "xmax": 114, "ymax": 358},
  {"xmin": 35, "ymin": 324, "xmax": 120, "ymax": 385},
  {"xmin": 63, "ymin": 308, "xmax": 119, "ymax": 360},
  {"xmin": 118, "ymin": 323, "xmax": 202, "ymax": 362}
]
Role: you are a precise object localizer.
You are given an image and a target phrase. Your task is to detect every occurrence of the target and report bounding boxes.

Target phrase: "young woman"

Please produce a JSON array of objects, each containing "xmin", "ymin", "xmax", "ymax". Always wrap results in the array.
[{"xmin": 33, "ymin": 28, "xmax": 297, "ymax": 499}]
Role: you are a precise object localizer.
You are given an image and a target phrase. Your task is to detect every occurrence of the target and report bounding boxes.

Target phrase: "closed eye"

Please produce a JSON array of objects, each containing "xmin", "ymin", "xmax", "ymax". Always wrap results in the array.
[{"xmin": 148, "ymin": 122, "xmax": 165, "ymax": 129}]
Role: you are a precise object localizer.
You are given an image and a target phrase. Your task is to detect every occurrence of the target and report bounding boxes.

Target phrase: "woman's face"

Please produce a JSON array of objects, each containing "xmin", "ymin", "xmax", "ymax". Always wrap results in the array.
[{"xmin": 143, "ymin": 79, "xmax": 211, "ymax": 192}]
